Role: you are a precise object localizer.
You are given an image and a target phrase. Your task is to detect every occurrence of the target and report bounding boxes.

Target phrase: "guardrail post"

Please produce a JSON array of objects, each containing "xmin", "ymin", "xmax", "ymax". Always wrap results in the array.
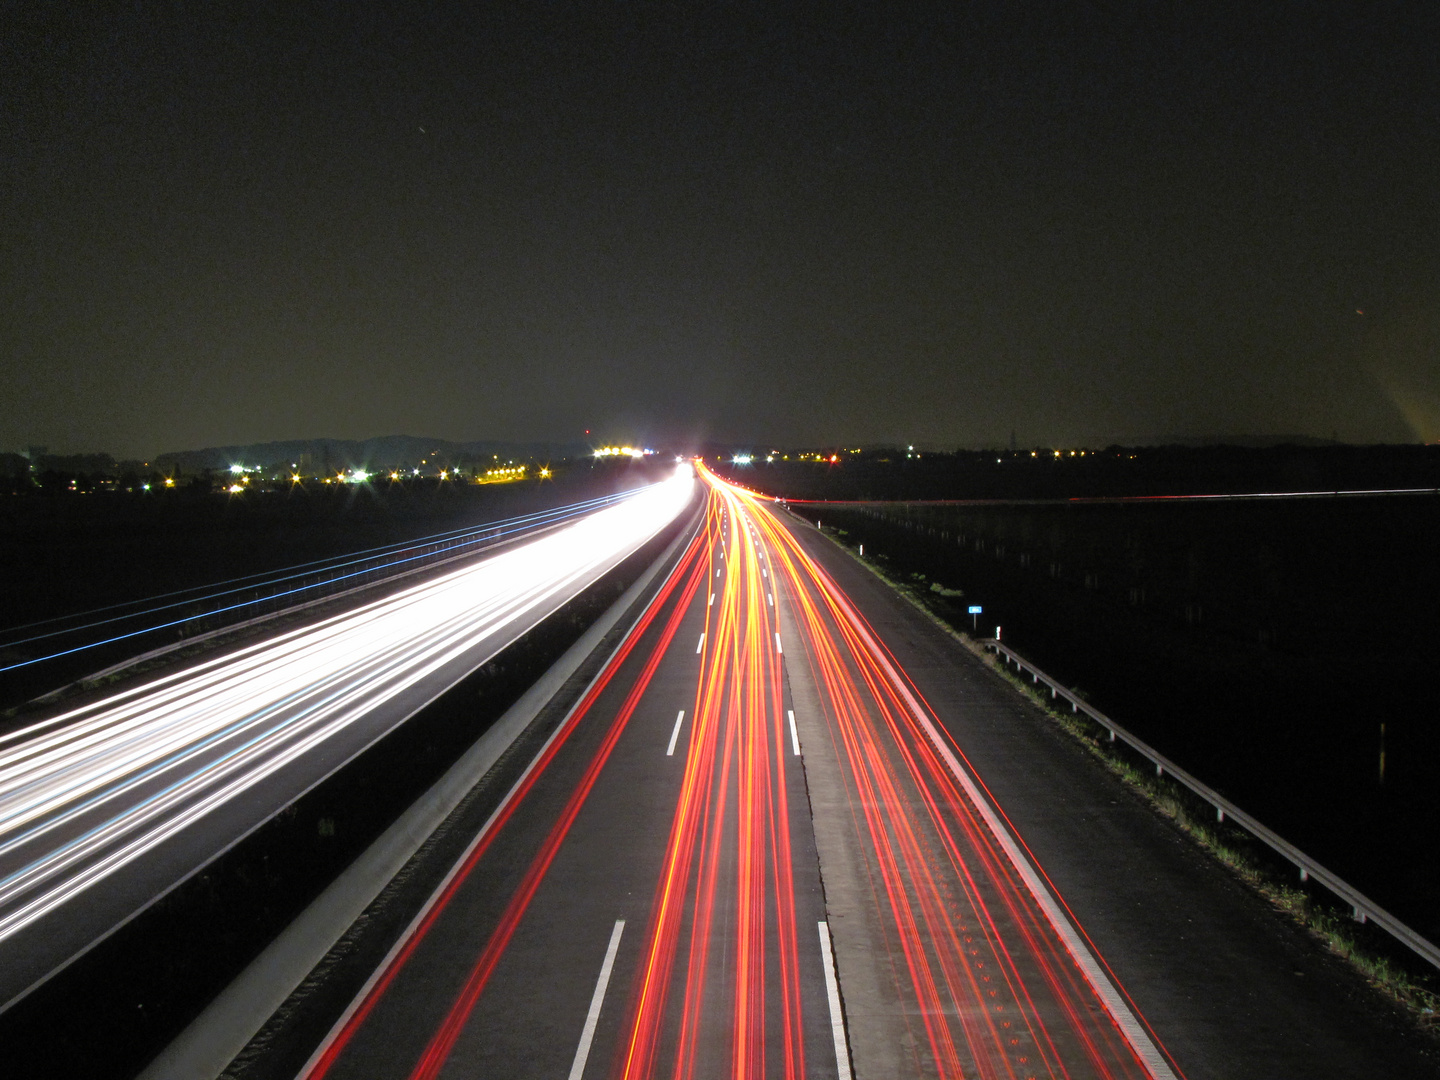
[{"xmin": 982, "ymin": 637, "xmax": 1440, "ymax": 974}]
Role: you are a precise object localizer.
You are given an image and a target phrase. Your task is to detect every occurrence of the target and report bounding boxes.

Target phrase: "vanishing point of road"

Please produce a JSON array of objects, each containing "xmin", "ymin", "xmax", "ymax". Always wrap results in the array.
[{"xmin": 243, "ymin": 465, "xmax": 1437, "ymax": 1080}]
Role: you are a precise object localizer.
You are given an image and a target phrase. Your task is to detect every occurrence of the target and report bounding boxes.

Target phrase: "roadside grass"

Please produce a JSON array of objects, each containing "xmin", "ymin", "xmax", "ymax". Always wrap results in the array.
[{"xmin": 813, "ymin": 522, "xmax": 1440, "ymax": 1030}]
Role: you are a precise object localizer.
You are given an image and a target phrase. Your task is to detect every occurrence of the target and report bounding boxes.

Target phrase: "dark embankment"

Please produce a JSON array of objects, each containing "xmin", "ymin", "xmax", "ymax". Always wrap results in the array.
[
  {"xmin": 716, "ymin": 446, "xmax": 1440, "ymax": 945},
  {"xmin": 0, "ymin": 459, "xmax": 667, "ymax": 710}
]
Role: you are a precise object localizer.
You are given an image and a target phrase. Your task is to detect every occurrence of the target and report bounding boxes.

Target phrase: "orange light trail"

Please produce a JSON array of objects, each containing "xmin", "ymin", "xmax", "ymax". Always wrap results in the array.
[
  {"xmin": 307, "ymin": 465, "xmax": 1185, "ymax": 1080},
  {"xmin": 304, "ymin": 521, "xmax": 711, "ymax": 1080},
  {"xmin": 618, "ymin": 484, "xmax": 804, "ymax": 1080},
  {"xmin": 704, "ymin": 463, "xmax": 1183, "ymax": 1080}
]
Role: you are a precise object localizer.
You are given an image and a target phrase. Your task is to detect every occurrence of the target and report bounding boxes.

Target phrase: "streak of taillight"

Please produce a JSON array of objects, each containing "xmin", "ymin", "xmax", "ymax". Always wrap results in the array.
[
  {"xmin": 705, "ymin": 466, "xmax": 1165, "ymax": 1080},
  {"xmin": 305, "ymin": 520, "xmax": 709, "ymax": 1080},
  {"xmin": 619, "ymin": 485, "xmax": 803, "ymax": 1080},
  {"xmin": 403, "ymin": 543, "xmax": 708, "ymax": 1080}
]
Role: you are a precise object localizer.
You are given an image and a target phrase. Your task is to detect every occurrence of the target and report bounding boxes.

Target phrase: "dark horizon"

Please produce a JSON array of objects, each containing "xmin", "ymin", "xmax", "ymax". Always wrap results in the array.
[{"xmin": 11, "ymin": 428, "xmax": 1435, "ymax": 472}]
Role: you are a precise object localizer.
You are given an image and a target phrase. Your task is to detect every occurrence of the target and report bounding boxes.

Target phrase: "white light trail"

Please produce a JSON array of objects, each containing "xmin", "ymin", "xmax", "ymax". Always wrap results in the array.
[{"xmin": 0, "ymin": 470, "xmax": 694, "ymax": 947}]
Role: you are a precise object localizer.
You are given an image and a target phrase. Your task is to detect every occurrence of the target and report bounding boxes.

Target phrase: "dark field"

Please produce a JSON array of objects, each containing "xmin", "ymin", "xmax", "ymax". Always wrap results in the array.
[
  {"xmin": 1, "ymin": 459, "xmax": 669, "ymax": 631},
  {"xmin": 717, "ymin": 451, "xmax": 1440, "ymax": 945},
  {"xmin": 0, "ymin": 459, "xmax": 670, "ymax": 711}
]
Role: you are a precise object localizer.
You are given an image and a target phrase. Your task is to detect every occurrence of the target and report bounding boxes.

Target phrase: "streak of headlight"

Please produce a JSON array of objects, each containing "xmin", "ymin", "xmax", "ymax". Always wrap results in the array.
[
  {"xmin": 303, "ymin": 503, "xmax": 712, "ymax": 1080},
  {"xmin": 0, "ymin": 470, "xmax": 694, "ymax": 946},
  {"xmin": 1, "ymin": 486, "xmax": 651, "ymax": 670}
]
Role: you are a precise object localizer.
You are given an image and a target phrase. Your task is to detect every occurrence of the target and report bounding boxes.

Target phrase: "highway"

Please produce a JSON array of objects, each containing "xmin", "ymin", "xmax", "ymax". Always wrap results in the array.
[
  {"xmin": 289, "ymin": 468, "xmax": 1186, "ymax": 1080},
  {"xmin": 0, "ymin": 471, "xmax": 695, "ymax": 1011},
  {"xmin": 15, "ymin": 462, "xmax": 1438, "ymax": 1078}
]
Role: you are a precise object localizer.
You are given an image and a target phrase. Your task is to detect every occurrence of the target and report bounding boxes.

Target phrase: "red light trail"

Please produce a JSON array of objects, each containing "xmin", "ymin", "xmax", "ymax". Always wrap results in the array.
[
  {"xmin": 618, "ymin": 480, "xmax": 803, "ymax": 1080},
  {"xmin": 302, "ymin": 466, "xmax": 1183, "ymax": 1080},
  {"xmin": 303, "ymin": 516, "xmax": 713, "ymax": 1079},
  {"xmin": 722, "ymin": 464, "xmax": 1182, "ymax": 1080}
]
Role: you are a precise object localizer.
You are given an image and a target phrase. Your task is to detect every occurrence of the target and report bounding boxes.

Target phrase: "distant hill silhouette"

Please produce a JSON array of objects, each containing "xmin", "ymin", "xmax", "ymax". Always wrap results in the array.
[{"xmin": 154, "ymin": 435, "xmax": 591, "ymax": 473}]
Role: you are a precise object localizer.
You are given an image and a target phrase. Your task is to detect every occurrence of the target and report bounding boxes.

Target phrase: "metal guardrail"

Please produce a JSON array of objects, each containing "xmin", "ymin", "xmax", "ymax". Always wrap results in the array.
[{"xmin": 983, "ymin": 638, "xmax": 1440, "ymax": 975}]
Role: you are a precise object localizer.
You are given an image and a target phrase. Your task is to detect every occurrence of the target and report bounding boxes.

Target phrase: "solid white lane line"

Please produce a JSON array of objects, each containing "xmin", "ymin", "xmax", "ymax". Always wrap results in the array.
[
  {"xmin": 818, "ymin": 921, "xmax": 852, "ymax": 1080},
  {"xmin": 787, "ymin": 710, "xmax": 800, "ymax": 756},
  {"xmin": 568, "ymin": 920, "xmax": 626, "ymax": 1080},
  {"xmin": 696, "ymin": 633, "xmax": 705, "ymax": 654},
  {"xmin": 666, "ymin": 711, "xmax": 686, "ymax": 757},
  {"xmin": 833, "ymin": 590, "xmax": 1179, "ymax": 1080},
  {"xmin": 774, "ymin": 632, "xmax": 783, "ymax": 654}
]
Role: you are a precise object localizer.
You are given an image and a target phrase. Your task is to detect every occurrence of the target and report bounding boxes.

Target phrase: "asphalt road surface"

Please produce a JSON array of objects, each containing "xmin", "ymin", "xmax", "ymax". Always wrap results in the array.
[
  {"xmin": 213, "ymin": 465, "xmax": 1440, "ymax": 1078},
  {"xmin": 0, "ymin": 473, "xmax": 694, "ymax": 1012}
]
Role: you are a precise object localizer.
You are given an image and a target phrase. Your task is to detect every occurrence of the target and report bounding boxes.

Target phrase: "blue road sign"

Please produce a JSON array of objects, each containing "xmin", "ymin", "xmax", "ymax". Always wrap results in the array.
[{"xmin": 967, "ymin": 605, "xmax": 983, "ymax": 614}]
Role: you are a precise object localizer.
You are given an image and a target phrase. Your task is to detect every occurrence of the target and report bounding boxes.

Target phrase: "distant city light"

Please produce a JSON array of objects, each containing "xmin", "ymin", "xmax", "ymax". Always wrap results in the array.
[
  {"xmin": 594, "ymin": 446, "xmax": 653, "ymax": 459},
  {"xmin": 731, "ymin": 454, "xmax": 752, "ymax": 465}
]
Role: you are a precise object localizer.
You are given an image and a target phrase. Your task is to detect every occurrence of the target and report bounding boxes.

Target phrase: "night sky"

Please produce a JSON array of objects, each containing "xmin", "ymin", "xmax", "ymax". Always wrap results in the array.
[{"xmin": 4, "ymin": 2, "xmax": 1439, "ymax": 457}]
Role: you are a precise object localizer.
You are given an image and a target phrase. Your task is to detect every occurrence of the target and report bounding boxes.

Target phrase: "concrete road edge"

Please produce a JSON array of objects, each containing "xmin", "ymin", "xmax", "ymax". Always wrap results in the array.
[{"xmin": 138, "ymin": 499, "xmax": 704, "ymax": 1080}]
